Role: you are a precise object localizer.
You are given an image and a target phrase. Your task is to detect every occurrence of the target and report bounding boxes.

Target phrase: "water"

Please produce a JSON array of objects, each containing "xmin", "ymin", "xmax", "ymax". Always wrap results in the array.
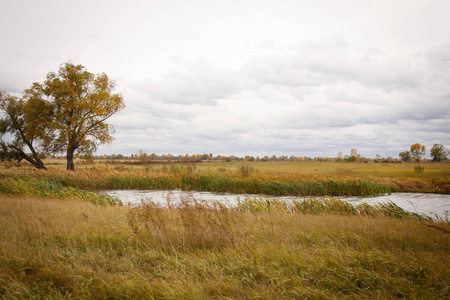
[{"xmin": 101, "ymin": 190, "xmax": 450, "ymax": 220}]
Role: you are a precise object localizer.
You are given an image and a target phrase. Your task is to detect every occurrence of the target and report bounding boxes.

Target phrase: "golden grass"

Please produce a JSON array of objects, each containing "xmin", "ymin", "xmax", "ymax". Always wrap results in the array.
[
  {"xmin": 1, "ymin": 195, "xmax": 449, "ymax": 299},
  {"xmin": 6, "ymin": 159, "xmax": 450, "ymax": 176},
  {"xmin": 0, "ymin": 167, "xmax": 405, "ymax": 197},
  {"xmin": 3, "ymin": 160, "xmax": 449, "ymax": 193}
]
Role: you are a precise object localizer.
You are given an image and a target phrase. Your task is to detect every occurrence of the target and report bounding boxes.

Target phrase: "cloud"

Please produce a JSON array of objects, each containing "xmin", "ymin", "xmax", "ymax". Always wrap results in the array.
[
  {"xmin": 131, "ymin": 60, "xmax": 243, "ymax": 105},
  {"xmin": 102, "ymin": 39, "xmax": 450, "ymax": 157}
]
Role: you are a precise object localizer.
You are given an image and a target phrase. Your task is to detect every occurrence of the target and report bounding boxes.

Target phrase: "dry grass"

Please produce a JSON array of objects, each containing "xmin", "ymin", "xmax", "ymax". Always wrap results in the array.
[
  {"xmin": 0, "ymin": 167, "xmax": 394, "ymax": 197},
  {"xmin": 237, "ymin": 196, "xmax": 431, "ymax": 221},
  {"xmin": 1, "ymin": 195, "xmax": 449, "ymax": 299},
  {"xmin": 2, "ymin": 161, "xmax": 449, "ymax": 194}
]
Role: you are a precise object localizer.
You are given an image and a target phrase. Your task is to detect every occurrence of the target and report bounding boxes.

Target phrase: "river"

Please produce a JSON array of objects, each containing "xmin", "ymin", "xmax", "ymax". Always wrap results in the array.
[{"xmin": 101, "ymin": 190, "xmax": 450, "ymax": 220}]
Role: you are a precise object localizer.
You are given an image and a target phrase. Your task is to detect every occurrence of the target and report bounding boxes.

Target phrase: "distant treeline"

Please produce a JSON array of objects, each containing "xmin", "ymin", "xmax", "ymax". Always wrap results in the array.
[{"xmin": 45, "ymin": 152, "xmax": 423, "ymax": 164}]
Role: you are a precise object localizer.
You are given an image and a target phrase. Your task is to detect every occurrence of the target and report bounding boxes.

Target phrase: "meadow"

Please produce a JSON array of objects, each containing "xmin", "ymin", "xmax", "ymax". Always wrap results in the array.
[
  {"xmin": 0, "ymin": 160, "xmax": 449, "ymax": 298},
  {"xmin": 1, "ymin": 195, "xmax": 449, "ymax": 299}
]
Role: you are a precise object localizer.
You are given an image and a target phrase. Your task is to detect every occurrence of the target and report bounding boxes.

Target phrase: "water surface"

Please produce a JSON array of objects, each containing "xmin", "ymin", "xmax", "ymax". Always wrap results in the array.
[{"xmin": 102, "ymin": 190, "xmax": 450, "ymax": 220}]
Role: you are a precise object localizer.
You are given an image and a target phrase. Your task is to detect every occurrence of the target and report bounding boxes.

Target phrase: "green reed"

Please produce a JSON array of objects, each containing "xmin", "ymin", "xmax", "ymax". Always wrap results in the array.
[
  {"xmin": 175, "ymin": 174, "xmax": 393, "ymax": 196},
  {"xmin": 0, "ymin": 176, "xmax": 120, "ymax": 205},
  {"xmin": 0, "ymin": 169, "xmax": 394, "ymax": 199},
  {"xmin": 237, "ymin": 196, "xmax": 430, "ymax": 221}
]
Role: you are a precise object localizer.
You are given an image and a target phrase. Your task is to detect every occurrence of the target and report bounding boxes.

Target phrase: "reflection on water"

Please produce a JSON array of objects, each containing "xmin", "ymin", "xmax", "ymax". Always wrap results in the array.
[
  {"xmin": 341, "ymin": 193, "xmax": 449, "ymax": 220},
  {"xmin": 101, "ymin": 190, "xmax": 450, "ymax": 220}
]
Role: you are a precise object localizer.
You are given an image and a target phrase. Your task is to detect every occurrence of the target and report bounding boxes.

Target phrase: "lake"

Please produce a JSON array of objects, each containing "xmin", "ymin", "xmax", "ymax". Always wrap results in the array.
[{"xmin": 101, "ymin": 190, "xmax": 450, "ymax": 220}]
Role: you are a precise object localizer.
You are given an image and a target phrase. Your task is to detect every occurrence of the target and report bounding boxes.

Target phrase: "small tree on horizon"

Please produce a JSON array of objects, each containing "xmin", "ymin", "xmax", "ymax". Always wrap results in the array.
[
  {"xmin": 410, "ymin": 143, "xmax": 426, "ymax": 162},
  {"xmin": 399, "ymin": 151, "xmax": 411, "ymax": 162},
  {"xmin": 430, "ymin": 144, "xmax": 449, "ymax": 162},
  {"xmin": 410, "ymin": 143, "xmax": 426, "ymax": 173}
]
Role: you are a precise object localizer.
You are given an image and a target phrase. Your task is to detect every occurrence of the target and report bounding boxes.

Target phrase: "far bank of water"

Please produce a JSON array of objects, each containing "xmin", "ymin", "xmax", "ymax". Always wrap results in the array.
[{"xmin": 101, "ymin": 190, "xmax": 450, "ymax": 220}]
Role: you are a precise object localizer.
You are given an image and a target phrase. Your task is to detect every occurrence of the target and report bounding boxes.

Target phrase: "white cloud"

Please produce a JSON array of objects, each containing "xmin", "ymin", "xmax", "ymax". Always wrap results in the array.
[{"xmin": 132, "ymin": 61, "xmax": 243, "ymax": 105}]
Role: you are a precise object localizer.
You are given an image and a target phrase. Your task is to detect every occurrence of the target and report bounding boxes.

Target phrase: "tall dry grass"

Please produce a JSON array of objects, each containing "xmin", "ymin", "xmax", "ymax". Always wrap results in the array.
[
  {"xmin": 237, "ymin": 196, "xmax": 431, "ymax": 221},
  {"xmin": 1, "ymin": 195, "xmax": 449, "ymax": 299},
  {"xmin": 0, "ymin": 167, "xmax": 395, "ymax": 197}
]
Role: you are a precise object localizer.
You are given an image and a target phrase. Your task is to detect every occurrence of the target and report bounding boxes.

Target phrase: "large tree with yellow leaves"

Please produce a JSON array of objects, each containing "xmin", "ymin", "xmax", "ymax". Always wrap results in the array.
[{"xmin": 27, "ymin": 62, "xmax": 125, "ymax": 170}]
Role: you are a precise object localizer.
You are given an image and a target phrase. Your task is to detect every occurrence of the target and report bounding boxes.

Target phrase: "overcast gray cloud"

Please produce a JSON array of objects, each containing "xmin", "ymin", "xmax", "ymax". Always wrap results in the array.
[
  {"xmin": 1, "ymin": 0, "xmax": 449, "ymax": 158},
  {"xmin": 110, "ymin": 39, "xmax": 450, "ymax": 157}
]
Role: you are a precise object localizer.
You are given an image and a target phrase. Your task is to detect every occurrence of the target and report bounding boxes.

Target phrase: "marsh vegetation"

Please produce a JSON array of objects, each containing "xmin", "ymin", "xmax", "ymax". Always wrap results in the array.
[
  {"xmin": 0, "ymin": 161, "xmax": 449, "ymax": 298},
  {"xmin": 1, "ymin": 195, "xmax": 449, "ymax": 299}
]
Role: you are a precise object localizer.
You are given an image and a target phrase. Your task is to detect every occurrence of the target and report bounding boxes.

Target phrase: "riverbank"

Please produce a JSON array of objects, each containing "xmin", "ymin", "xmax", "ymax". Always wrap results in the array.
[
  {"xmin": 1, "ymin": 195, "xmax": 449, "ymax": 299},
  {"xmin": 1, "ymin": 163, "xmax": 449, "ymax": 201}
]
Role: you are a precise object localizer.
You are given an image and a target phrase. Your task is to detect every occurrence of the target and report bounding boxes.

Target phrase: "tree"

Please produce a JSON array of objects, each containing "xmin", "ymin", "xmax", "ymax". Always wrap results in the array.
[
  {"xmin": 410, "ymin": 143, "xmax": 426, "ymax": 162},
  {"xmin": 430, "ymin": 144, "xmax": 449, "ymax": 162},
  {"xmin": 399, "ymin": 151, "xmax": 411, "ymax": 162},
  {"xmin": 0, "ymin": 91, "xmax": 51, "ymax": 169},
  {"xmin": 29, "ymin": 62, "xmax": 125, "ymax": 170},
  {"xmin": 138, "ymin": 149, "xmax": 149, "ymax": 165}
]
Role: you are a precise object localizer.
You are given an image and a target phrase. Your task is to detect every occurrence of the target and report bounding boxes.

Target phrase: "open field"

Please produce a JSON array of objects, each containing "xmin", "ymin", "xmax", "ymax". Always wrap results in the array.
[
  {"xmin": 1, "ymin": 195, "xmax": 449, "ymax": 299},
  {"xmin": 13, "ymin": 159, "xmax": 450, "ymax": 178}
]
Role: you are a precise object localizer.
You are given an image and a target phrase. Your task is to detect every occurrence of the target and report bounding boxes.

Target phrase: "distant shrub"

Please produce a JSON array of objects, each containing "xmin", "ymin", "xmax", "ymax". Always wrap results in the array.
[
  {"xmin": 238, "ymin": 164, "xmax": 255, "ymax": 176},
  {"xmin": 414, "ymin": 165, "xmax": 424, "ymax": 173}
]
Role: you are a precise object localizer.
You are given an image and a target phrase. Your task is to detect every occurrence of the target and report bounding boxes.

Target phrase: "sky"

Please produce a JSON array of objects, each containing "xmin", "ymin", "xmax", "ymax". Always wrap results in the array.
[{"xmin": 1, "ymin": 0, "xmax": 449, "ymax": 158}]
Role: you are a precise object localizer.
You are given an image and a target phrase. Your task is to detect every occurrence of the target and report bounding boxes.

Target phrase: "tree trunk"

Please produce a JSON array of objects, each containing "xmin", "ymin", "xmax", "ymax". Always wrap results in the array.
[
  {"xmin": 15, "ymin": 147, "xmax": 47, "ymax": 169},
  {"xmin": 36, "ymin": 158, "xmax": 46, "ymax": 169},
  {"xmin": 66, "ymin": 149, "xmax": 75, "ymax": 170},
  {"xmin": 34, "ymin": 155, "xmax": 46, "ymax": 169},
  {"xmin": 20, "ymin": 153, "xmax": 43, "ymax": 169}
]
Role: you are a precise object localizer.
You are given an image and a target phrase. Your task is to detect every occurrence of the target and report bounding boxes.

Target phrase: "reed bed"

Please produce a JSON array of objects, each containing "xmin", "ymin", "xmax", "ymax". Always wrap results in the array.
[
  {"xmin": 0, "ymin": 174, "xmax": 120, "ymax": 205},
  {"xmin": 237, "ymin": 196, "xmax": 430, "ymax": 221},
  {"xmin": 0, "ymin": 168, "xmax": 394, "ymax": 197},
  {"xmin": 0, "ymin": 195, "xmax": 449, "ymax": 299}
]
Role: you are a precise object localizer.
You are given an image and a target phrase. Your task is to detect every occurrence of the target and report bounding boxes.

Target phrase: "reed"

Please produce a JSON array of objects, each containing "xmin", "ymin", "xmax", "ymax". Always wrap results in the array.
[
  {"xmin": 0, "ymin": 168, "xmax": 394, "ymax": 197},
  {"xmin": 128, "ymin": 196, "xmax": 239, "ymax": 252},
  {"xmin": 237, "ymin": 196, "xmax": 430, "ymax": 221},
  {"xmin": 0, "ymin": 174, "xmax": 120, "ymax": 205},
  {"xmin": 0, "ymin": 168, "xmax": 430, "ymax": 220},
  {"xmin": 0, "ymin": 195, "xmax": 448, "ymax": 299}
]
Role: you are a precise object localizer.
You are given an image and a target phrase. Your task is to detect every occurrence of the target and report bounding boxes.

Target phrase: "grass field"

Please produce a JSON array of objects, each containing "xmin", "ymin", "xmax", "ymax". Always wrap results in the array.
[
  {"xmin": 0, "ymin": 160, "xmax": 449, "ymax": 298},
  {"xmin": 1, "ymin": 195, "xmax": 449, "ymax": 299},
  {"xmin": 20, "ymin": 158, "xmax": 450, "ymax": 178}
]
